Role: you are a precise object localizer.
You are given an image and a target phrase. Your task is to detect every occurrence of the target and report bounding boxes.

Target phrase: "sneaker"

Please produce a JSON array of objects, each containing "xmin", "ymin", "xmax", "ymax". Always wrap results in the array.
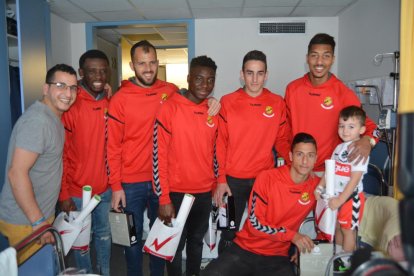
[{"xmin": 334, "ymin": 258, "xmax": 350, "ymax": 272}]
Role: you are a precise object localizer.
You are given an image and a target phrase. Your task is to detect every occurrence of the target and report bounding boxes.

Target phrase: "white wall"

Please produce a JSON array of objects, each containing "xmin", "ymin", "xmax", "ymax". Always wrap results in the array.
[
  {"xmin": 195, "ymin": 17, "xmax": 338, "ymax": 99},
  {"xmin": 338, "ymin": 0, "xmax": 400, "ymax": 82},
  {"xmin": 50, "ymin": 14, "xmax": 72, "ymax": 67},
  {"xmin": 97, "ymin": 37, "xmax": 119, "ymax": 90}
]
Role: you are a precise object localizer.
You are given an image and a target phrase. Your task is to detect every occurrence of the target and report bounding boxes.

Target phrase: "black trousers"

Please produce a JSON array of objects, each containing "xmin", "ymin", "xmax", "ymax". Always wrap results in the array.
[
  {"xmin": 202, "ymin": 243, "xmax": 295, "ymax": 276},
  {"xmin": 167, "ymin": 192, "xmax": 212, "ymax": 276},
  {"xmin": 219, "ymin": 175, "xmax": 255, "ymax": 253}
]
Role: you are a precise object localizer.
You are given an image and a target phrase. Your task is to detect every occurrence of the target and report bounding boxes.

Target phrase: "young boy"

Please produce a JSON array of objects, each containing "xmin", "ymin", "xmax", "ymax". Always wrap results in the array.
[{"xmin": 315, "ymin": 105, "xmax": 368, "ymax": 271}]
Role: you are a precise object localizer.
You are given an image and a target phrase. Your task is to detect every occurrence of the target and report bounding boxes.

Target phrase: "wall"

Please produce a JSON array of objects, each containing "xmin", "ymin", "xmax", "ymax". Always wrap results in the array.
[
  {"xmin": 195, "ymin": 17, "xmax": 338, "ymax": 99},
  {"xmin": 97, "ymin": 36, "xmax": 119, "ymax": 90},
  {"xmin": 338, "ymin": 0, "xmax": 400, "ymax": 82},
  {"xmin": 50, "ymin": 13, "xmax": 72, "ymax": 66}
]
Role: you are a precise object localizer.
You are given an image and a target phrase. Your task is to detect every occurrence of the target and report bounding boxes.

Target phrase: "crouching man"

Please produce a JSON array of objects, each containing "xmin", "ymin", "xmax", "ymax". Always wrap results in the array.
[{"xmin": 202, "ymin": 132, "xmax": 320, "ymax": 276}]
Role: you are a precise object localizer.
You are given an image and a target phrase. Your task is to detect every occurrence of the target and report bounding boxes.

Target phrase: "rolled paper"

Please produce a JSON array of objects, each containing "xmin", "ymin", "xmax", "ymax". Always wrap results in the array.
[
  {"xmin": 174, "ymin": 194, "xmax": 194, "ymax": 227},
  {"xmin": 82, "ymin": 185, "xmax": 92, "ymax": 209},
  {"xmin": 325, "ymin": 159, "xmax": 335, "ymax": 196},
  {"xmin": 74, "ymin": 195, "xmax": 101, "ymax": 224}
]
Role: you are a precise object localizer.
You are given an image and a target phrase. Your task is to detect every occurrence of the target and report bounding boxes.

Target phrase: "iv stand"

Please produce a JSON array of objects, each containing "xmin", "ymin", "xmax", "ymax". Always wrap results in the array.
[{"xmin": 373, "ymin": 51, "xmax": 399, "ymax": 187}]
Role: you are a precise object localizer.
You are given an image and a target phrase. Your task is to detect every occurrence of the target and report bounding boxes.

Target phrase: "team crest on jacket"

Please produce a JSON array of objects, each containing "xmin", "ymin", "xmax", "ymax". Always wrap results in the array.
[
  {"xmin": 206, "ymin": 116, "xmax": 215, "ymax": 128},
  {"xmin": 321, "ymin": 96, "xmax": 334, "ymax": 110},
  {"xmin": 160, "ymin": 93, "xmax": 168, "ymax": 103},
  {"xmin": 298, "ymin": 192, "xmax": 311, "ymax": 205},
  {"xmin": 262, "ymin": 106, "xmax": 274, "ymax": 118}
]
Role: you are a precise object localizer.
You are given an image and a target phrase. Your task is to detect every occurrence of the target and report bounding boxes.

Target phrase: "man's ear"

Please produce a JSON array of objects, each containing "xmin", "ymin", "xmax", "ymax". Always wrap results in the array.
[
  {"xmin": 78, "ymin": 68, "xmax": 84, "ymax": 79},
  {"xmin": 42, "ymin": 83, "xmax": 49, "ymax": 96},
  {"xmin": 289, "ymin": 151, "xmax": 293, "ymax": 162}
]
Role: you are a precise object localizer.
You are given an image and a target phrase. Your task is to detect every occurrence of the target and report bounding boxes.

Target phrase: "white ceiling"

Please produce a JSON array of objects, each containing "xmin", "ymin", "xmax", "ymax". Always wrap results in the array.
[{"xmin": 47, "ymin": 0, "xmax": 359, "ymax": 64}]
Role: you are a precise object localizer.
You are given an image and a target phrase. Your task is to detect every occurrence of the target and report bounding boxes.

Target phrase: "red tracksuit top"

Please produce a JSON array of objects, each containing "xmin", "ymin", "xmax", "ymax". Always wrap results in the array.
[
  {"xmin": 285, "ymin": 74, "xmax": 378, "ymax": 172},
  {"xmin": 107, "ymin": 79, "xmax": 178, "ymax": 191},
  {"xmin": 153, "ymin": 94, "xmax": 218, "ymax": 205},
  {"xmin": 235, "ymin": 165, "xmax": 320, "ymax": 256},
  {"xmin": 59, "ymin": 86, "xmax": 109, "ymax": 200},
  {"xmin": 216, "ymin": 88, "xmax": 290, "ymax": 183}
]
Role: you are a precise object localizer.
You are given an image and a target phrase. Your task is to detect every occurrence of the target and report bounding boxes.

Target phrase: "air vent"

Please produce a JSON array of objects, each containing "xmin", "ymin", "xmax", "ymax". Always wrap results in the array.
[{"xmin": 259, "ymin": 22, "xmax": 306, "ymax": 34}]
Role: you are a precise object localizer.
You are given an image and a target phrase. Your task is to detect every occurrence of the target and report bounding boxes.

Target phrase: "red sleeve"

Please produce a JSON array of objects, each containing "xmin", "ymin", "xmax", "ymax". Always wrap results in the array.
[
  {"xmin": 153, "ymin": 105, "xmax": 173, "ymax": 205},
  {"xmin": 216, "ymin": 100, "xmax": 229, "ymax": 184},
  {"xmin": 107, "ymin": 94, "xmax": 125, "ymax": 192},
  {"xmin": 247, "ymin": 172, "xmax": 296, "ymax": 242},
  {"xmin": 59, "ymin": 109, "xmax": 75, "ymax": 201},
  {"xmin": 274, "ymin": 100, "xmax": 291, "ymax": 162}
]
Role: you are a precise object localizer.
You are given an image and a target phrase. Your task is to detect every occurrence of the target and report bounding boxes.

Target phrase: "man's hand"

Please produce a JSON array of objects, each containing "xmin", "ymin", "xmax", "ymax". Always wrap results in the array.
[
  {"xmin": 328, "ymin": 197, "xmax": 343, "ymax": 210},
  {"xmin": 213, "ymin": 183, "xmax": 232, "ymax": 207},
  {"xmin": 347, "ymin": 136, "xmax": 371, "ymax": 165},
  {"xmin": 59, "ymin": 199, "xmax": 77, "ymax": 214},
  {"xmin": 292, "ymin": 233, "xmax": 314, "ymax": 254},
  {"xmin": 158, "ymin": 203, "xmax": 175, "ymax": 225},
  {"xmin": 33, "ymin": 222, "xmax": 55, "ymax": 245},
  {"xmin": 111, "ymin": 190, "xmax": 126, "ymax": 212},
  {"xmin": 104, "ymin": 83, "xmax": 113, "ymax": 99},
  {"xmin": 207, "ymin": 97, "xmax": 221, "ymax": 116}
]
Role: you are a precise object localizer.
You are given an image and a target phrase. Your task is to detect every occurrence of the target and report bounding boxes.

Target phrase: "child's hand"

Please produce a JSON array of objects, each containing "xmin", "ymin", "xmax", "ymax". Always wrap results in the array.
[
  {"xmin": 328, "ymin": 197, "xmax": 342, "ymax": 210},
  {"xmin": 314, "ymin": 185, "xmax": 324, "ymax": 201}
]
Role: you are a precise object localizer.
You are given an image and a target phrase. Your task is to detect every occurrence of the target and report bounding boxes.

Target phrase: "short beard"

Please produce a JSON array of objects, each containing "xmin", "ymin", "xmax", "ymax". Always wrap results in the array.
[{"xmin": 136, "ymin": 73, "xmax": 157, "ymax": 87}]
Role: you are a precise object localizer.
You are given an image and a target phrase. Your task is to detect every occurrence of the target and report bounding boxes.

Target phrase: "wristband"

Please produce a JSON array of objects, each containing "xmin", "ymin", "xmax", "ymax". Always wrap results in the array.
[
  {"xmin": 316, "ymin": 185, "xmax": 324, "ymax": 194},
  {"xmin": 31, "ymin": 216, "xmax": 46, "ymax": 227}
]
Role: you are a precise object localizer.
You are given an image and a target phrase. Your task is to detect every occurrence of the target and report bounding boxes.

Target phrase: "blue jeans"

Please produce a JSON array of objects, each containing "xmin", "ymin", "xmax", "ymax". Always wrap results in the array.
[
  {"xmin": 122, "ymin": 181, "xmax": 165, "ymax": 276},
  {"xmin": 72, "ymin": 188, "xmax": 112, "ymax": 276}
]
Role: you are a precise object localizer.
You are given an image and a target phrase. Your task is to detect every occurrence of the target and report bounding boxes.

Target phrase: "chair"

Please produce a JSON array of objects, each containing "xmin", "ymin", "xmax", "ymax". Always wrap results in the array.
[{"xmin": 363, "ymin": 163, "xmax": 387, "ymax": 196}]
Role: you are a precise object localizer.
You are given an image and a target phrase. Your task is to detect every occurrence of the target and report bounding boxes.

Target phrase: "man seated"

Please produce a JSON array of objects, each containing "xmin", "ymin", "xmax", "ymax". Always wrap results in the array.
[{"xmin": 202, "ymin": 133, "xmax": 320, "ymax": 276}]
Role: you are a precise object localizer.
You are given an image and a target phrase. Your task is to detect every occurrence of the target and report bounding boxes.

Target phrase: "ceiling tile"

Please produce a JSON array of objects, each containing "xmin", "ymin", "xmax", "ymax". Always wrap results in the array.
[
  {"xmin": 299, "ymin": 0, "xmax": 356, "ymax": 6},
  {"xmin": 92, "ymin": 11, "xmax": 145, "ymax": 21},
  {"xmin": 244, "ymin": 0, "xmax": 300, "ymax": 7},
  {"xmin": 70, "ymin": 0, "xmax": 134, "ymax": 12},
  {"xmin": 188, "ymin": 0, "xmax": 244, "ymax": 9},
  {"xmin": 138, "ymin": 9, "xmax": 192, "ymax": 20},
  {"xmin": 49, "ymin": 0, "xmax": 85, "ymax": 14},
  {"xmin": 291, "ymin": 6, "xmax": 345, "ymax": 16},
  {"xmin": 242, "ymin": 7, "xmax": 294, "ymax": 17},
  {"xmin": 160, "ymin": 33, "xmax": 187, "ymax": 40},
  {"xmin": 53, "ymin": 12, "xmax": 98, "ymax": 23},
  {"xmin": 192, "ymin": 7, "xmax": 242, "ymax": 18},
  {"xmin": 129, "ymin": 0, "xmax": 189, "ymax": 10}
]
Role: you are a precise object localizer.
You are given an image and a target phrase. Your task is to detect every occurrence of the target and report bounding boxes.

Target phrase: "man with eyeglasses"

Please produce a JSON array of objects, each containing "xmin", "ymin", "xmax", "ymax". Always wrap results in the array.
[
  {"xmin": 58, "ymin": 50, "xmax": 112, "ymax": 275},
  {"xmin": 0, "ymin": 64, "xmax": 77, "ymax": 264}
]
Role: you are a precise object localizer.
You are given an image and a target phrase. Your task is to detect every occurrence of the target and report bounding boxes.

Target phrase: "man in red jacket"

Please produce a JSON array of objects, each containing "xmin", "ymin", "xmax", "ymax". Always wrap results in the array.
[
  {"xmin": 107, "ymin": 41, "xmax": 220, "ymax": 276},
  {"xmin": 153, "ymin": 55, "xmax": 218, "ymax": 276},
  {"xmin": 58, "ymin": 50, "xmax": 112, "ymax": 275},
  {"xmin": 203, "ymin": 133, "xmax": 319, "ymax": 276},
  {"xmin": 214, "ymin": 50, "xmax": 291, "ymax": 253},
  {"xmin": 285, "ymin": 33, "xmax": 379, "ymax": 173}
]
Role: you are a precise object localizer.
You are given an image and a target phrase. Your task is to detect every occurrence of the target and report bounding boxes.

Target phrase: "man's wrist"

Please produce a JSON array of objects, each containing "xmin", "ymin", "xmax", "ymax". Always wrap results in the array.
[{"xmin": 31, "ymin": 216, "xmax": 46, "ymax": 227}]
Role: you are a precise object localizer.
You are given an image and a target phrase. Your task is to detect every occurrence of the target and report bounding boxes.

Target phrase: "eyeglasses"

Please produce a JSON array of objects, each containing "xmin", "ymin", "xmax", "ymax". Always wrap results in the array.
[{"xmin": 47, "ymin": 82, "xmax": 78, "ymax": 93}]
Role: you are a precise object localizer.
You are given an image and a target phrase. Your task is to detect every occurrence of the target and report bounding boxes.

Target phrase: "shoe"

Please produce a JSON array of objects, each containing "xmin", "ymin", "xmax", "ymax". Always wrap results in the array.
[{"xmin": 334, "ymin": 258, "xmax": 350, "ymax": 272}]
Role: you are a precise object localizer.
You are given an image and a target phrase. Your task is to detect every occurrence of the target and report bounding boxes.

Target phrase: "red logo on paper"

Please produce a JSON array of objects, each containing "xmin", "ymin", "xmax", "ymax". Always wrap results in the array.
[
  {"xmin": 335, "ymin": 162, "xmax": 351, "ymax": 177},
  {"xmin": 151, "ymin": 233, "xmax": 179, "ymax": 251}
]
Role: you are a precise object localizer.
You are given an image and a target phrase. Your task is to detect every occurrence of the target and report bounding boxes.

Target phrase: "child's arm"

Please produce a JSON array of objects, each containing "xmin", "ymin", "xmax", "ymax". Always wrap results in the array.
[
  {"xmin": 329, "ymin": 171, "xmax": 363, "ymax": 210},
  {"xmin": 314, "ymin": 174, "xmax": 326, "ymax": 200}
]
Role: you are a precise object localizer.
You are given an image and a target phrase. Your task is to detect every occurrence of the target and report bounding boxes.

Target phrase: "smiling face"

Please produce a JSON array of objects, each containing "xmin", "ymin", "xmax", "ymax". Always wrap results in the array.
[
  {"xmin": 79, "ymin": 58, "xmax": 109, "ymax": 98},
  {"xmin": 130, "ymin": 46, "xmax": 159, "ymax": 87},
  {"xmin": 186, "ymin": 65, "xmax": 216, "ymax": 104},
  {"xmin": 306, "ymin": 43, "xmax": 335, "ymax": 86},
  {"xmin": 338, "ymin": 116, "xmax": 366, "ymax": 142},
  {"xmin": 241, "ymin": 60, "xmax": 268, "ymax": 97},
  {"xmin": 42, "ymin": 71, "xmax": 77, "ymax": 117}
]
